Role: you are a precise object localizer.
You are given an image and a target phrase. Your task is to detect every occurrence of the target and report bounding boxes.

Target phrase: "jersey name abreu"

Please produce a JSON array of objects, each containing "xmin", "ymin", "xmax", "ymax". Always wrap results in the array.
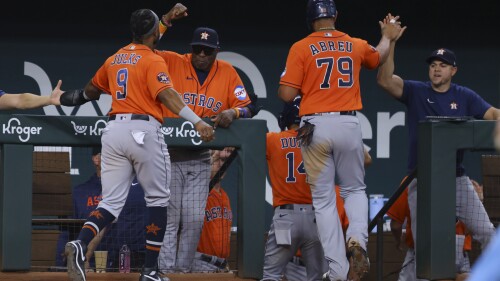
[
  {"xmin": 309, "ymin": 41, "xmax": 353, "ymax": 56},
  {"xmin": 182, "ymin": 92, "xmax": 222, "ymax": 113}
]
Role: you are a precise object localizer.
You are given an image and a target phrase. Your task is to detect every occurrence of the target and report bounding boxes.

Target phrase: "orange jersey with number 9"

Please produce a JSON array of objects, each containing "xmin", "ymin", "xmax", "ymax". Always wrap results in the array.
[
  {"xmin": 280, "ymin": 30, "xmax": 379, "ymax": 116},
  {"xmin": 91, "ymin": 44, "xmax": 173, "ymax": 123}
]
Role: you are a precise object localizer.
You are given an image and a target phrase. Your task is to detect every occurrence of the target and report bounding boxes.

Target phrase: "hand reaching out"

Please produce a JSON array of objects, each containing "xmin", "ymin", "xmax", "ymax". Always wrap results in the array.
[
  {"xmin": 50, "ymin": 80, "xmax": 63, "ymax": 106},
  {"xmin": 379, "ymin": 13, "xmax": 407, "ymax": 42}
]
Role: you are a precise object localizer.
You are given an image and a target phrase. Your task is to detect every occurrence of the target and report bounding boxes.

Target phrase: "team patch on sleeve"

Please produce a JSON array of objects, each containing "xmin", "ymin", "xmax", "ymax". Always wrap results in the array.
[
  {"xmin": 234, "ymin": 85, "xmax": 247, "ymax": 101},
  {"xmin": 157, "ymin": 72, "xmax": 171, "ymax": 84}
]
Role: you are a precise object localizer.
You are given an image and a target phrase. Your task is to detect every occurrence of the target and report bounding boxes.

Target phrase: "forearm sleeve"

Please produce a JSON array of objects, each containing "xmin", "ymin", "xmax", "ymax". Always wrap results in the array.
[{"xmin": 60, "ymin": 89, "xmax": 90, "ymax": 106}]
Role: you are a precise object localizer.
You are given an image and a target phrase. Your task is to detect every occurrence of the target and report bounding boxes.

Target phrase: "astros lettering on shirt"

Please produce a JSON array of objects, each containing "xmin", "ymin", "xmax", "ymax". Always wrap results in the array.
[
  {"xmin": 400, "ymin": 81, "xmax": 491, "ymax": 174},
  {"xmin": 279, "ymin": 30, "xmax": 380, "ymax": 116},
  {"xmin": 72, "ymin": 173, "xmax": 102, "ymax": 219},
  {"xmin": 91, "ymin": 43, "xmax": 174, "ymax": 123},
  {"xmin": 197, "ymin": 187, "xmax": 233, "ymax": 259},
  {"xmin": 154, "ymin": 51, "xmax": 251, "ymax": 118}
]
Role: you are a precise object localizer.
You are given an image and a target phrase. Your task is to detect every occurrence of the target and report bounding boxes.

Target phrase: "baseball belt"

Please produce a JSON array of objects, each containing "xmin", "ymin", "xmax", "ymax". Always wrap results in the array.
[
  {"xmin": 276, "ymin": 204, "xmax": 315, "ymax": 211},
  {"xmin": 109, "ymin": 114, "xmax": 150, "ymax": 121},
  {"xmin": 304, "ymin": 111, "xmax": 356, "ymax": 116}
]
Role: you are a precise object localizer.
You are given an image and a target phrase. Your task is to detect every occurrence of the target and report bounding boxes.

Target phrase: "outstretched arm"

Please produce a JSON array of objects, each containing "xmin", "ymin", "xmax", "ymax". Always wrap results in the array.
[
  {"xmin": 376, "ymin": 15, "xmax": 406, "ymax": 99},
  {"xmin": 0, "ymin": 80, "xmax": 63, "ymax": 110},
  {"xmin": 375, "ymin": 14, "xmax": 406, "ymax": 66}
]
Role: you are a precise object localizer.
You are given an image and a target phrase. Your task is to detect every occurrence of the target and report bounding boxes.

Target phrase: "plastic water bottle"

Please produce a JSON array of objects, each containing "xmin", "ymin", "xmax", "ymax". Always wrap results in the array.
[{"xmin": 119, "ymin": 243, "xmax": 130, "ymax": 273}]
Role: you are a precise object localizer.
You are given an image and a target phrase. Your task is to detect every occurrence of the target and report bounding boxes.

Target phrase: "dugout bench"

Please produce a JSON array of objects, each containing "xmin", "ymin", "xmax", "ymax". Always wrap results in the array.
[{"xmin": 0, "ymin": 115, "xmax": 267, "ymax": 279}]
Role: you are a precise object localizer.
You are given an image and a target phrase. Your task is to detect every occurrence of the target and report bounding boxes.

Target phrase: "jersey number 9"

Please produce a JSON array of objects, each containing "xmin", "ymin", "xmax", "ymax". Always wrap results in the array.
[{"xmin": 116, "ymin": 68, "xmax": 129, "ymax": 100}]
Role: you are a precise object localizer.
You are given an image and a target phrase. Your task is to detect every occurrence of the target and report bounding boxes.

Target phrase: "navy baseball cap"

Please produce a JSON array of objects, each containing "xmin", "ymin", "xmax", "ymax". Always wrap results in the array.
[
  {"xmin": 190, "ymin": 27, "xmax": 219, "ymax": 49},
  {"xmin": 426, "ymin": 48, "xmax": 457, "ymax": 67}
]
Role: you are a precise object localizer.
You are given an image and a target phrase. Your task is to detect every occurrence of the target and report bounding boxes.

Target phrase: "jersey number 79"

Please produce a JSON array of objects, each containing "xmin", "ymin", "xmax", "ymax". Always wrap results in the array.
[{"xmin": 316, "ymin": 57, "xmax": 353, "ymax": 89}]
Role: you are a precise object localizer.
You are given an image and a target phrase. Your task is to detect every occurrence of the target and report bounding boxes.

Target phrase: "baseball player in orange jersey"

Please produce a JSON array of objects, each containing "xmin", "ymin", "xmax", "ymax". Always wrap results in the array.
[
  {"xmin": 192, "ymin": 148, "xmax": 233, "ymax": 273},
  {"xmin": 262, "ymin": 97, "xmax": 351, "ymax": 281},
  {"xmin": 278, "ymin": 1, "xmax": 402, "ymax": 280},
  {"xmin": 153, "ymin": 4, "xmax": 259, "ymax": 274},
  {"xmin": 387, "ymin": 186, "xmax": 473, "ymax": 281},
  {"xmin": 59, "ymin": 9, "xmax": 214, "ymax": 281}
]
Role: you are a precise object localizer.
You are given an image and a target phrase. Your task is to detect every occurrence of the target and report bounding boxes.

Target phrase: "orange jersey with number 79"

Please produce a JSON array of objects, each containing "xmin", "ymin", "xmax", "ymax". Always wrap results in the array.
[{"xmin": 280, "ymin": 30, "xmax": 379, "ymax": 116}]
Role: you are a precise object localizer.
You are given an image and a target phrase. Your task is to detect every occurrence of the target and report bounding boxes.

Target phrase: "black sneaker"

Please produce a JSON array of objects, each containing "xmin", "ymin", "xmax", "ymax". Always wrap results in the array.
[
  {"xmin": 140, "ymin": 267, "xmax": 163, "ymax": 281},
  {"xmin": 65, "ymin": 240, "xmax": 87, "ymax": 281}
]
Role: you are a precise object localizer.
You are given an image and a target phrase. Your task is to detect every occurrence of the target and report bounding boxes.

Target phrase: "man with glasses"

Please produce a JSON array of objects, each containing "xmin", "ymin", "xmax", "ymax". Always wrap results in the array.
[{"xmin": 153, "ymin": 4, "xmax": 259, "ymax": 276}]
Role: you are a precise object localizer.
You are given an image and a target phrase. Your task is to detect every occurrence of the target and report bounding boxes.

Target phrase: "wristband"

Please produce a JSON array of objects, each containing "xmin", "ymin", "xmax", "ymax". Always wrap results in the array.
[
  {"xmin": 233, "ymin": 108, "xmax": 240, "ymax": 119},
  {"xmin": 179, "ymin": 106, "xmax": 202, "ymax": 124},
  {"xmin": 239, "ymin": 108, "xmax": 251, "ymax": 118},
  {"xmin": 60, "ymin": 89, "xmax": 90, "ymax": 106},
  {"xmin": 158, "ymin": 21, "xmax": 168, "ymax": 39}
]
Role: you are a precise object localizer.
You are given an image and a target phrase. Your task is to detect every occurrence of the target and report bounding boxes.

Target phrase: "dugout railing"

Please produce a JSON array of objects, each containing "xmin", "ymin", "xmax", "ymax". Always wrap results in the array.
[
  {"xmin": 0, "ymin": 115, "xmax": 267, "ymax": 279},
  {"xmin": 368, "ymin": 118, "xmax": 497, "ymax": 281}
]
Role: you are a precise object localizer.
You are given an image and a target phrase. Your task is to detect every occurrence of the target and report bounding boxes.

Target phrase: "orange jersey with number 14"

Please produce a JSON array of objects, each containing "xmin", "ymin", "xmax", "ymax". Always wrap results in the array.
[
  {"xmin": 280, "ymin": 30, "xmax": 380, "ymax": 116},
  {"xmin": 92, "ymin": 44, "xmax": 173, "ymax": 123},
  {"xmin": 266, "ymin": 129, "xmax": 349, "ymax": 230},
  {"xmin": 267, "ymin": 129, "xmax": 312, "ymax": 207}
]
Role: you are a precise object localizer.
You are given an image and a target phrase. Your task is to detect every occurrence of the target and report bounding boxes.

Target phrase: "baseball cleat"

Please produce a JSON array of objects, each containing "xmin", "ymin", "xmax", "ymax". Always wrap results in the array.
[
  {"xmin": 140, "ymin": 266, "xmax": 162, "ymax": 281},
  {"xmin": 65, "ymin": 240, "xmax": 87, "ymax": 281},
  {"xmin": 346, "ymin": 238, "xmax": 370, "ymax": 281}
]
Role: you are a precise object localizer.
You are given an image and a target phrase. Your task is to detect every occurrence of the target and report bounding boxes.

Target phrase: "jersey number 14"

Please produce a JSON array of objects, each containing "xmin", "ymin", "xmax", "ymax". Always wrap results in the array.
[{"xmin": 286, "ymin": 152, "xmax": 305, "ymax": 182}]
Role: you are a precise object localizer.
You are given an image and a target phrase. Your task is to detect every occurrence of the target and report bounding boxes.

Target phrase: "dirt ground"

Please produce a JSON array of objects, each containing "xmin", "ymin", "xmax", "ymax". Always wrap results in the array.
[{"xmin": 0, "ymin": 272, "xmax": 258, "ymax": 281}]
